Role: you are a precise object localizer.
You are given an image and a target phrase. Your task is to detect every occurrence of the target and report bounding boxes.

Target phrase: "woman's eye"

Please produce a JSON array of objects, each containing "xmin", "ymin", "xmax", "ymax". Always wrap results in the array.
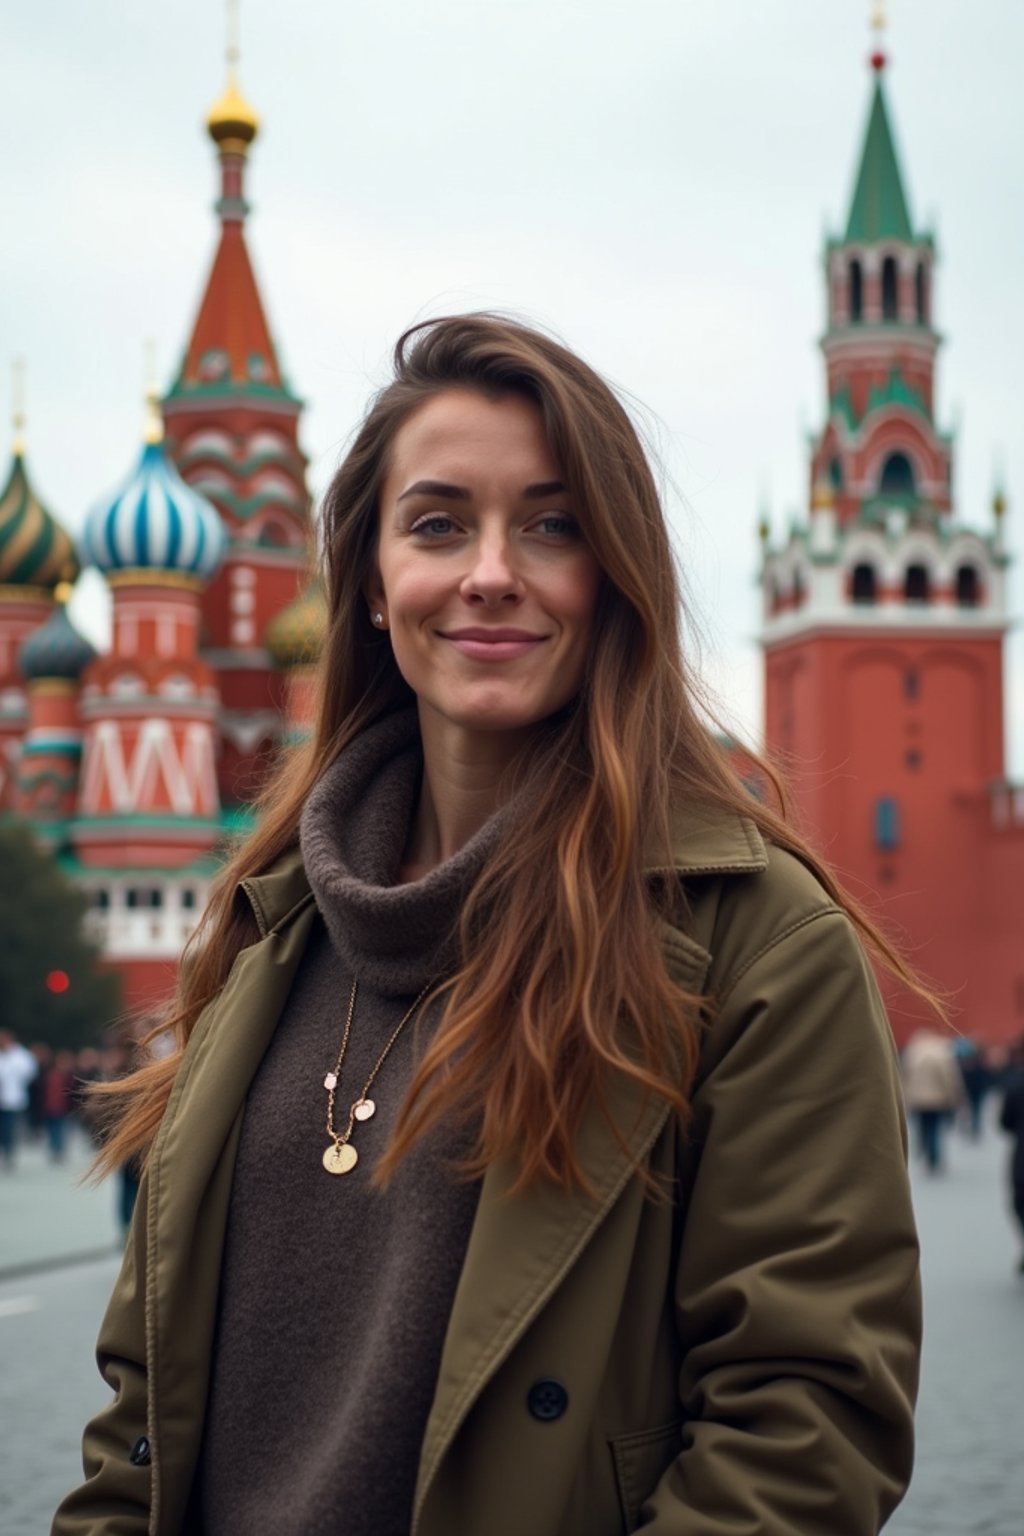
[
  {"xmin": 410, "ymin": 514, "xmax": 459, "ymax": 537},
  {"xmin": 533, "ymin": 514, "xmax": 579, "ymax": 538}
]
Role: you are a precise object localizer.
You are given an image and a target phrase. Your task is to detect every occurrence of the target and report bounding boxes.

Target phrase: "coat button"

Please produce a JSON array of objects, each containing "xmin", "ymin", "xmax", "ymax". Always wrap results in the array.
[
  {"xmin": 527, "ymin": 1378, "xmax": 569, "ymax": 1421},
  {"xmin": 129, "ymin": 1435, "xmax": 151, "ymax": 1467}
]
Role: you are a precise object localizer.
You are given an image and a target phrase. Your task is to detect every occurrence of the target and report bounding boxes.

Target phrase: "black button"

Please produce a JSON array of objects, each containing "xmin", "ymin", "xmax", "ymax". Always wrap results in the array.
[
  {"xmin": 129, "ymin": 1435, "xmax": 151, "ymax": 1467},
  {"xmin": 527, "ymin": 1379, "xmax": 569, "ymax": 1421}
]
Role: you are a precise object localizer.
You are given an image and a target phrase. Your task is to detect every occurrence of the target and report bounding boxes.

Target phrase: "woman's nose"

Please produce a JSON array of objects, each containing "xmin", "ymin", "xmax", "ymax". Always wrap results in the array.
[{"xmin": 461, "ymin": 533, "xmax": 524, "ymax": 604}]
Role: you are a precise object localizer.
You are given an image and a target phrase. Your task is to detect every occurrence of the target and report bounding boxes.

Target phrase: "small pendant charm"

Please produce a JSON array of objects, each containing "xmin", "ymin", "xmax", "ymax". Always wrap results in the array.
[
  {"xmin": 353, "ymin": 1098, "xmax": 376, "ymax": 1122},
  {"xmin": 323, "ymin": 1072, "xmax": 338, "ymax": 1091},
  {"xmin": 323, "ymin": 1142, "xmax": 358, "ymax": 1175}
]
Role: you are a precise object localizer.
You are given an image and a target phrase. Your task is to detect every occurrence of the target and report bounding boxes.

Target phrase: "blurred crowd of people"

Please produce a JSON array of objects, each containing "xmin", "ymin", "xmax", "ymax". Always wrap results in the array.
[
  {"xmin": 899, "ymin": 1026, "xmax": 1024, "ymax": 1271},
  {"xmin": 0, "ymin": 1027, "xmax": 141, "ymax": 1230},
  {"xmin": 3, "ymin": 1021, "xmax": 1024, "ymax": 1266}
]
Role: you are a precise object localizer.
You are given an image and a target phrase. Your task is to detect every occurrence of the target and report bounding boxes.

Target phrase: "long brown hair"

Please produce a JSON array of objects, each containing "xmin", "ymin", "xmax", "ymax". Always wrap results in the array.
[{"xmin": 93, "ymin": 313, "xmax": 932, "ymax": 1190}]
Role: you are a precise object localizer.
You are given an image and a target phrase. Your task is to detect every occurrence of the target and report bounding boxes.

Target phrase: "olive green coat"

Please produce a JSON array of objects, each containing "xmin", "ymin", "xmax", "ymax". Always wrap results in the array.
[{"xmin": 53, "ymin": 810, "xmax": 920, "ymax": 1536}]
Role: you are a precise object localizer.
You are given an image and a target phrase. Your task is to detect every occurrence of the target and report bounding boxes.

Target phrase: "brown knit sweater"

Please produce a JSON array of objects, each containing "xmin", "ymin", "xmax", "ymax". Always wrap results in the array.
[{"xmin": 197, "ymin": 711, "xmax": 504, "ymax": 1535}]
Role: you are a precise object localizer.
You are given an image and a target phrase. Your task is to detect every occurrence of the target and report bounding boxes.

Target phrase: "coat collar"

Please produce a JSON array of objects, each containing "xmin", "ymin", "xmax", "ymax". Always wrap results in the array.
[{"xmin": 239, "ymin": 802, "xmax": 767, "ymax": 934}]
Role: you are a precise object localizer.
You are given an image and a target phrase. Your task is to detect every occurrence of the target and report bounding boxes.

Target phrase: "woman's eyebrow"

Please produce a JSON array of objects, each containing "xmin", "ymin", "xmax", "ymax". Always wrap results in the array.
[
  {"xmin": 396, "ymin": 478, "xmax": 567, "ymax": 502},
  {"xmin": 397, "ymin": 480, "xmax": 471, "ymax": 502}
]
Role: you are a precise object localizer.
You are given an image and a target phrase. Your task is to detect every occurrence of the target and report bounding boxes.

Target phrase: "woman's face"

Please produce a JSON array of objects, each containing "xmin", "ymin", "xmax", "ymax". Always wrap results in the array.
[{"xmin": 370, "ymin": 388, "xmax": 602, "ymax": 745}]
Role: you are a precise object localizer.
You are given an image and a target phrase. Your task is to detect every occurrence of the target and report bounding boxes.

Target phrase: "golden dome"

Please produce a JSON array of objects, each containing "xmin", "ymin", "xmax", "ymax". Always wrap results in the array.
[
  {"xmin": 206, "ymin": 71, "xmax": 260, "ymax": 151},
  {"xmin": 266, "ymin": 578, "xmax": 327, "ymax": 669}
]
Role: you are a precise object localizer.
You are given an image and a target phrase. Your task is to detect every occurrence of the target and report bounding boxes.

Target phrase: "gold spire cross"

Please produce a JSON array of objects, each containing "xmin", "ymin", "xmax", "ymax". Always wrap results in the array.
[
  {"xmin": 227, "ymin": 0, "xmax": 241, "ymax": 71},
  {"xmin": 11, "ymin": 357, "xmax": 26, "ymax": 454},
  {"xmin": 143, "ymin": 339, "xmax": 163, "ymax": 446}
]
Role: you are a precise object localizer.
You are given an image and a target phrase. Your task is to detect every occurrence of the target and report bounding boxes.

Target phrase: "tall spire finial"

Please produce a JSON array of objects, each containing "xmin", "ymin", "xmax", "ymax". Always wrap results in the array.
[
  {"xmin": 870, "ymin": 1, "xmax": 888, "ymax": 71},
  {"xmin": 226, "ymin": 0, "xmax": 241, "ymax": 73},
  {"xmin": 206, "ymin": 0, "xmax": 260, "ymax": 153},
  {"xmin": 143, "ymin": 339, "xmax": 163, "ymax": 446},
  {"xmin": 11, "ymin": 357, "xmax": 26, "ymax": 456}
]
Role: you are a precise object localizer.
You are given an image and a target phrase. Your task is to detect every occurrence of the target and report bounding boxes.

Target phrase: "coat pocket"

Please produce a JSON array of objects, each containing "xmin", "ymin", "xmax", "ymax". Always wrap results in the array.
[{"xmin": 609, "ymin": 1419, "xmax": 685, "ymax": 1532}]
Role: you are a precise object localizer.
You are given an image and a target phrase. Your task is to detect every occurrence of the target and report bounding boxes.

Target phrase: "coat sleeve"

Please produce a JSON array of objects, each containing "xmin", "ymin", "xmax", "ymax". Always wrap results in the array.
[
  {"xmin": 51, "ymin": 1165, "xmax": 153, "ymax": 1536},
  {"xmin": 641, "ymin": 907, "xmax": 921, "ymax": 1535}
]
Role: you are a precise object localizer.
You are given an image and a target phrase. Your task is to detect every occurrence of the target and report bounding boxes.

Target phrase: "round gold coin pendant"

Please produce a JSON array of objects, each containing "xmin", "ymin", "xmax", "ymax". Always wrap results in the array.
[{"xmin": 323, "ymin": 1142, "xmax": 358, "ymax": 1176}]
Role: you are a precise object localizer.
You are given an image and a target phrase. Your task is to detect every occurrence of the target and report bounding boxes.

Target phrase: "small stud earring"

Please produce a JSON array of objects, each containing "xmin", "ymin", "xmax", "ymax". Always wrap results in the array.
[{"xmin": 372, "ymin": 611, "xmax": 385, "ymax": 627}]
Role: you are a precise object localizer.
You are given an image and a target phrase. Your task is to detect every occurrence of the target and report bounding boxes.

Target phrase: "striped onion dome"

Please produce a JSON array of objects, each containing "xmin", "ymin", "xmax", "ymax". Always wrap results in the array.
[
  {"xmin": 0, "ymin": 452, "xmax": 79, "ymax": 589},
  {"xmin": 20, "ymin": 598, "xmax": 97, "ymax": 681},
  {"xmin": 82, "ymin": 439, "xmax": 226, "ymax": 580},
  {"xmin": 265, "ymin": 577, "xmax": 327, "ymax": 668}
]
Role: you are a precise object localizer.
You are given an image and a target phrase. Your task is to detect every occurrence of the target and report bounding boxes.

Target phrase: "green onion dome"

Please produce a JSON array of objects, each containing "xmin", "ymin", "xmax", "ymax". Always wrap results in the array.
[
  {"xmin": 265, "ymin": 578, "xmax": 327, "ymax": 668},
  {"xmin": 0, "ymin": 451, "xmax": 79, "ymax": 590},
  {"xmin": 19, "ymin": 593, "xmax": 96, "ymax": 681}
]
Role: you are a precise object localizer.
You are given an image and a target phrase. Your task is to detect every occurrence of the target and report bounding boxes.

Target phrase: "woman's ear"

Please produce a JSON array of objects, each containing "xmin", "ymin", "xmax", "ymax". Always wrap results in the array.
[{"xmin": 363, "ymin": 569, "xmax": 388, "ymax": 631}]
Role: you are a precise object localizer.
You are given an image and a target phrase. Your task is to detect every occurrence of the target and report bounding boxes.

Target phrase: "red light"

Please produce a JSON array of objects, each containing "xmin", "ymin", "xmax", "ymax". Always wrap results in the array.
[{"xmin": 46, "ymin": 970, "xmax": 70, "ymax": 994}]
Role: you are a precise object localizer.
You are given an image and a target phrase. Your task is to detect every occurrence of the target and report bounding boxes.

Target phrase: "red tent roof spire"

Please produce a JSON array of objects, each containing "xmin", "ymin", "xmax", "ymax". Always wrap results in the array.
[{"xmin": 170, "ymin": 18, "xmax": 290, "ymax": 401}]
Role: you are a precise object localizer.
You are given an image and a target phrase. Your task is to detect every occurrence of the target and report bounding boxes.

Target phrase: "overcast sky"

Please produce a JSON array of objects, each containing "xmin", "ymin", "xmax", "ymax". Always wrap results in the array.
[{"xmin": 4, "ymin": 0, "xmax": 1023, "ymax": 768}]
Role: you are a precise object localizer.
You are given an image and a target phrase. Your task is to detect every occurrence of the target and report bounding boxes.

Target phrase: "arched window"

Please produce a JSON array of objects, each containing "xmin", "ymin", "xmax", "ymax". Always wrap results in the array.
[
  {"xmin": 829, "ymin": 455, "xmax": 843, "ymax": 489},
  {"xmin": 904, "ymin": 564, "xmax": 930, "ymax": 604},
  {"xmin": 257, "ymin": 519, "xmax": 291, "ymax": 548},
  {"xmin": 792, "ymin": 569, "xmax": 806, "ymax": 607},
  {"xmin": 955, "ymin": 565, "xmax": 980, "ymax": 607},
  {"xmin": 882, "ymin": 256, "xmax": 899, "ymax": 320},
  {"xmin": 852, "ymin": 563, "xmax": 878, "ymax": 604},
  {"xmin": 915, "ymin": 262, "xmax": 928, "ymax": 324},
  {"xmin": 848, "ymin": 259, "xmax": 863, "ymax": 322},
  {"xmin": 880, "ymin": 451, "xmax": 916, "ymax": 496}
]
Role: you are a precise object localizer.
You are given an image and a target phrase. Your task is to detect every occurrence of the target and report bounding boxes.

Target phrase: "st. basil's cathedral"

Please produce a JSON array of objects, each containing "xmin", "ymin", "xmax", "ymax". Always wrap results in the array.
[
  {"xmin": 0, "ymin": 45, "xmax": 1021, "ymax": 1041},
  {"xmin": 0, "ymin": 61, "xmax": 325, "ymax": 1013}
]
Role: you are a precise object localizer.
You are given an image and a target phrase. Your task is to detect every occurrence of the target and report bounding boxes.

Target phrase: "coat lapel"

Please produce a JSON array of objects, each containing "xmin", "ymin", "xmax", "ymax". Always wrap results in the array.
[{"xmin": 413, "ymin": 920, "xmax": 713, "ymax": 1529}]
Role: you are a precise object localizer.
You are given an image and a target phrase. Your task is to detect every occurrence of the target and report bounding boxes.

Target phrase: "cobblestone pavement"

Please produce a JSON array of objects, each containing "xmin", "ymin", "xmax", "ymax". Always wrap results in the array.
[
  {"xmin": 0, "ymin": 1131, "xmax": 121, "ymax": 1275},
  {"xmin": 887, "ymin": 1112, "xmax": 1023, "ymax": 1536},
  {"xmin": 2, "ymin": 1112, "xmax": 1021, "ymax": 1534}
]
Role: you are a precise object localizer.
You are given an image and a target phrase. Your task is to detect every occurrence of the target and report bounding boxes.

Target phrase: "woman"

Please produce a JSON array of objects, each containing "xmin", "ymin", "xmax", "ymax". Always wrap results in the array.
[{"xmin": 54, "ymin": 315, "xmax": 921, "ymax": 1536}]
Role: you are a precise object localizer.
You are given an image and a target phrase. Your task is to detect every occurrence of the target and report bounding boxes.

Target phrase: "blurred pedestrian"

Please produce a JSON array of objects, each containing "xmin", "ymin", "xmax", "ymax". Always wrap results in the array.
[
  {"xmin": 902, "ymin": 1026, "xmax": 963, "ymax": 1172},
  {"xmin": 41, "ymin": 1049, "xmax": 78, "ymax": 1161},
  {"xmin": 958, "ymin": 1042, "xmax": 993, "ymax": 1139},
  {"xmin": 0, "ymin": 1027, "xmax": 39, "ymax": 1169},
  {"xmin": 998, "ymin": 1035, "xmax": 1024, "ymax": 1275},
  {"xmin": 27, "ymin": 1042, "xmax": 52, "ymax": 1141},
  {"xmin": 71, "ymin": 1047, "xmax": 104, "ymax": 1144}
]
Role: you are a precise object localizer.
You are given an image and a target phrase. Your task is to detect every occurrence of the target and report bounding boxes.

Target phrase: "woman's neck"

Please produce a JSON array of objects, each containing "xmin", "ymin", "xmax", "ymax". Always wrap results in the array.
[{"xmin": 401, "ymin": 707, "xmax": 530, "ymax": 879}]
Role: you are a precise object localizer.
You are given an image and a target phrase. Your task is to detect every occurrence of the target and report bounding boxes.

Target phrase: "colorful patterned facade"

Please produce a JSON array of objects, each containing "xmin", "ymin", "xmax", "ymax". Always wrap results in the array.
[{"xmin": 761, "ymin": 49, "xmax": 1022, "ymax": 1045}]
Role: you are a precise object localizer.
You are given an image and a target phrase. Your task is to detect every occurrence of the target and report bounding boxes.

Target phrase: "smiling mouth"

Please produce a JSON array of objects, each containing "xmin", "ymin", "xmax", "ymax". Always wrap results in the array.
[{"xmin": 438, "ymin": 628, "xmax": 549, "ymax": 660}]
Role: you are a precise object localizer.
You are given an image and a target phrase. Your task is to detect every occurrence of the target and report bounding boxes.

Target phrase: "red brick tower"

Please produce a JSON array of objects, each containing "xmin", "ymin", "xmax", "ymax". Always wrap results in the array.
[
  {"xmin": 162, "ymin": 47, "xmax": 310, "ymax": 805},
  {"xmin": 760, "ymin": 44, "xmax": 1019, "ymax": 1041}
]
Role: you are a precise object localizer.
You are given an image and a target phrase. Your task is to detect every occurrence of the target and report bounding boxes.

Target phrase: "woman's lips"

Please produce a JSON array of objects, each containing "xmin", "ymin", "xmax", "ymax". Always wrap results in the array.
[{"xmin": 439, "ymin": 628, "xmax": 548, "ymax": 661}]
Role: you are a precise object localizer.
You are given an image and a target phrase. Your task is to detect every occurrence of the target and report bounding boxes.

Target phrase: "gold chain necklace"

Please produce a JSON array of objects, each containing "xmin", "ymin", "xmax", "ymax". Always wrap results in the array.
[{"xmin": 322, "ymin": 978, "xmax": 431, "ymax": 1175}]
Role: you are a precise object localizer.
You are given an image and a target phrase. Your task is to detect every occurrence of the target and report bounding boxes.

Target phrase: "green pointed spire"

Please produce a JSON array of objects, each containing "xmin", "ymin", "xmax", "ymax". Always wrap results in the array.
[{"xmin": 844, "ymin": 69, "xmax": 914, "ymax": 243}]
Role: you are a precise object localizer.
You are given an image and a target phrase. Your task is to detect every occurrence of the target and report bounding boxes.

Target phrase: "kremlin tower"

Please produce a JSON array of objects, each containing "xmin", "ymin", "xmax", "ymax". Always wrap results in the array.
[
  {"xmin": 760, "ymin": 37, "xmax": 1022, "ymax": 1042},
  {"xmin": 162, "ymin": 47, "xmax": 311, "ymax": 805}
]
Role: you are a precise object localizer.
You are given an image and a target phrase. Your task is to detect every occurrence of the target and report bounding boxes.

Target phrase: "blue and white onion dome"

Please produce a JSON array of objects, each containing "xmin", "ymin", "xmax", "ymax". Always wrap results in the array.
[{"xmin": 81, "ymin": 398, "xmax": 226, "ymax": 582}]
